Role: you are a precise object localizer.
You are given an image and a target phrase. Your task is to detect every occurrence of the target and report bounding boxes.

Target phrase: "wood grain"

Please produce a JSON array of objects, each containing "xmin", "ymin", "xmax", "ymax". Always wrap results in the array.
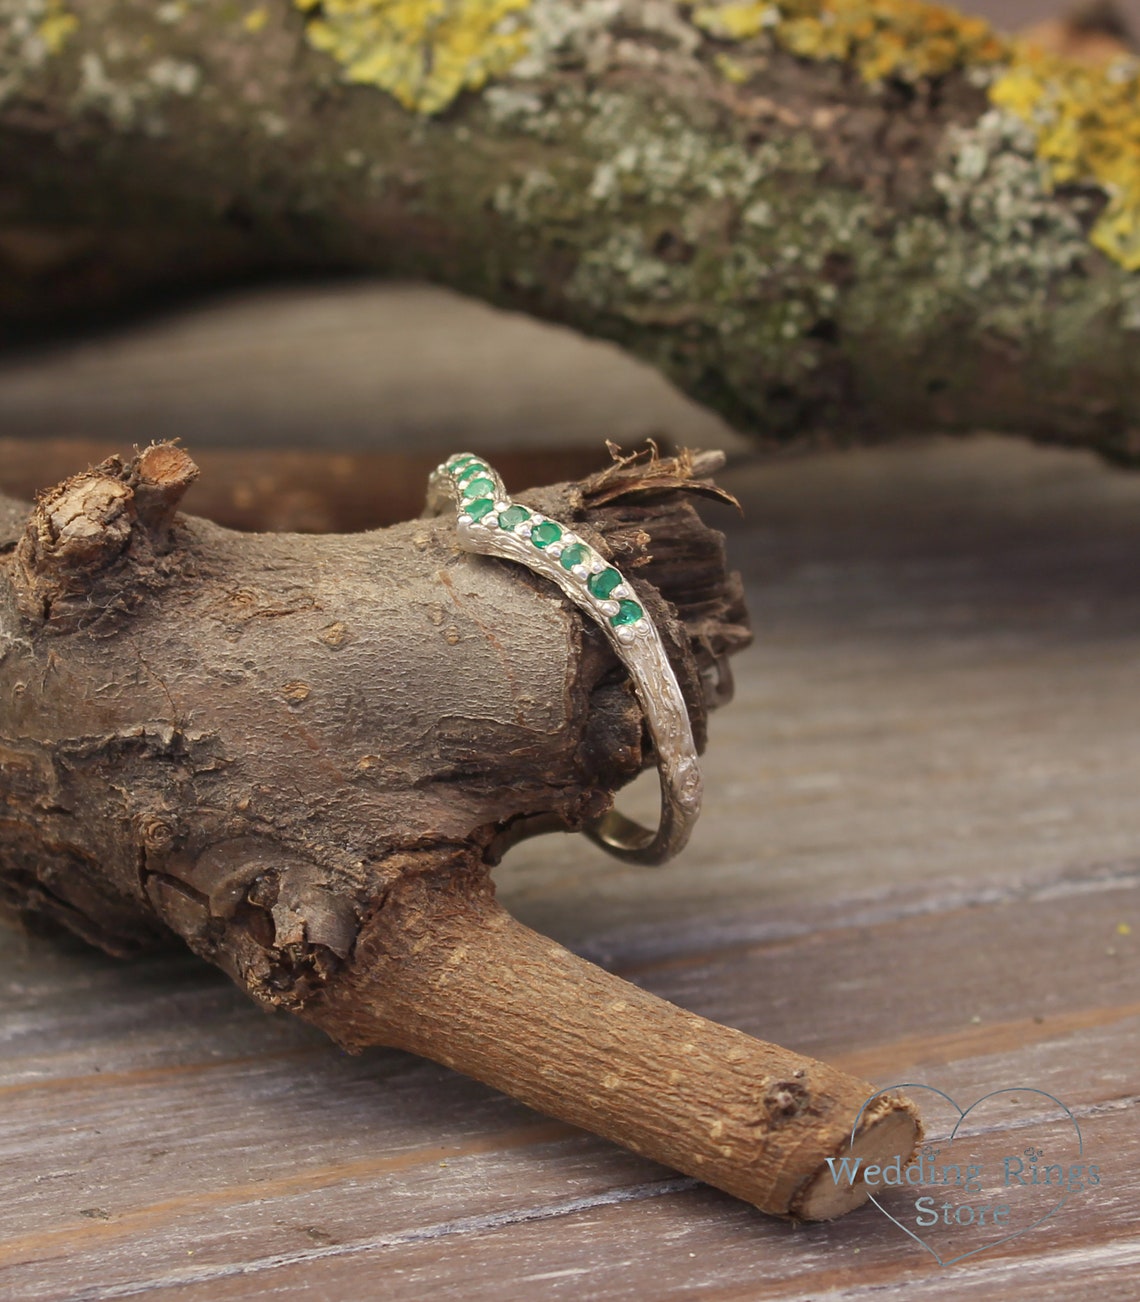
[{"xmin": 2, "ymin": 433, "xmax": 1138, "ymax": 1299}]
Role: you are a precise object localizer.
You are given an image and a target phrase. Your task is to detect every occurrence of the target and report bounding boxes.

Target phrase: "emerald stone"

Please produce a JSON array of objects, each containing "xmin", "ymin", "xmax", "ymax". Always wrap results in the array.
[
  {"xmin": 462, "ymin": 476, "xmax": 494, "ymax": 499},
  {"xmin": 497, "ymin": 505, "xmax": 530, "ymax": 530},
  {"xmin": 465, "ymin": 497, "xmax": 495, "ymax": 520},
  {"xmin": 448, "ymin": 455, "xmax": 478, "ymax": 471},
  {"xmin": 560, "ymin": 544, "xmax": 588, "ymax": 571},
  {"xmin": 530, "ymin": 521, "xmax": 562, "ymax": 549},
  {"xmin": 611, "ymin": 599, "xmax": 643, "ymax": 627},
  {"xmin": 587, "ymin": 568, "xmax": 622, "ymax": 599}
]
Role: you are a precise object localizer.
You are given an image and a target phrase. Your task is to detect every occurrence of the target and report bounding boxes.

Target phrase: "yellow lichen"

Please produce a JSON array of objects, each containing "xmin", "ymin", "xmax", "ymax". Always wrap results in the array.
[
  {"xmin": 37, "ymin": 3, "xmax": 78, "ymax": 55},
  {"xmin": 293, "ymin": 0, "xmax": 531, "ymax": 114},
  {"xmin": 694, "ymin": 0, "xmax": 1005, "ymax": 83},
  {"xmin": 243, "ymin": 6, "xmax": 270, "ymax": 33},
  {"xmin": 714, "ymin": 52, "xmax": 750, "ymax": 83},
  {"xmin": 992, "ymin": 50, "xmax": 1140, "ymax": 271},
  {"xmin": 695, "ymin": 1, "xmax": 1140, "ymax": 268},
  {"xmin": 694, "ymin": 3, "xmax": 774, "ymax": 42},
  {"xmin": 287, "ymin": 0, "xmax": 1140, "ymax": 269}
]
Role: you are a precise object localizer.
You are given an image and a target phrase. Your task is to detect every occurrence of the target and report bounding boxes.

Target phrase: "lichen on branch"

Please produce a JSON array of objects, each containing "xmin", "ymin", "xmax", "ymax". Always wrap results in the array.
[
  {"xmin": 5, "ymin": 0, "xmax": 1140, "ymax": 457},
  {"xmin": 694, "ymin": 0, "xmax": 1004, "ymax": 80},
  {"xmin": 293, "ymin": 0, "xmax": 530, "ymax": 112},
  {"xmin": 286, "ymin": 0, "xmax": 1140, "ymax": 272},
  {"xmin": 0, "ymin": 0, "xmax": 79, "ymax": 89},
  {"xmin": 992, "ymin": 49, "xmax": 1140, "ymax": 270},
  {"xmin": 693, "ymin": 0, "xmax": 1140, "ymax": 270}
]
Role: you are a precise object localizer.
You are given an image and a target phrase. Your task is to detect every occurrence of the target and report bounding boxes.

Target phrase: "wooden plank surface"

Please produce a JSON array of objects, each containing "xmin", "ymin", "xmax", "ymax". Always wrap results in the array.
[{"xmin": 2, "ymin": 432, "xmax": 1139, "ymax": 1299}]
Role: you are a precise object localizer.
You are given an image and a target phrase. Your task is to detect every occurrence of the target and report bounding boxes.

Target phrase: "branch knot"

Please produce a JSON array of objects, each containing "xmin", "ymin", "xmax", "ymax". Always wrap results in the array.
[{"xmin": 9, "ymin": 442, "xmax": 198, "ymax": 632}]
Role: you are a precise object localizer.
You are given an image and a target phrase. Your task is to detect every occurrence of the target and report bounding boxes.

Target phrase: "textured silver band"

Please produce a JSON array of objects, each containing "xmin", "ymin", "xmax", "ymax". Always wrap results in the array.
[{"xmin": 426, "ymin": 454, "xmax": 702, "ymax": 866}]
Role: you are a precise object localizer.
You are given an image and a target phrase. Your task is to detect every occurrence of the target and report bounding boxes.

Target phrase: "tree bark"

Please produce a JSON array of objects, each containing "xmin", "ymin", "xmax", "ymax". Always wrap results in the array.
[
  {"xmin": 2, "ymin": 1, "xmax": 1140, "ymax": 459},
  {"xmin": 0, "ymin": 443, "xmax": 919, "ymax": 1218},
  {"xmin": 0, "ymin": 443, "xmax": 746, "ymax": 959}
]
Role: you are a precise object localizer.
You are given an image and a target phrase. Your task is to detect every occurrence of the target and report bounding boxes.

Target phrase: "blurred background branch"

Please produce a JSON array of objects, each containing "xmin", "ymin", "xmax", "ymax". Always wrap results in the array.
[{"xmin": 2, "ymin": 0, "xmax": 1140, "ymax": 475}]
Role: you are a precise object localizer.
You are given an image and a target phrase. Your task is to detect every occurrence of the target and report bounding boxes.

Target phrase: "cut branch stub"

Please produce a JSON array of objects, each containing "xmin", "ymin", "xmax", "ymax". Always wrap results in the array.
[
  {"xmin": 0, "ymin": 443, "xmax": 918, "ymax": 1220},
  {"xmin": 12, "ymin": 442, "xmax": 198, "ymax": 630}
]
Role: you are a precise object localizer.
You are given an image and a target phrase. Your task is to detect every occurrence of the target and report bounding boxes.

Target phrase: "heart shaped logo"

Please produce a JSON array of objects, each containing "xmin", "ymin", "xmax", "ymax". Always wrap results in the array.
[{"xmin": 835, "ymin": 1085, "xmax": 1093, "ymax": 1266}]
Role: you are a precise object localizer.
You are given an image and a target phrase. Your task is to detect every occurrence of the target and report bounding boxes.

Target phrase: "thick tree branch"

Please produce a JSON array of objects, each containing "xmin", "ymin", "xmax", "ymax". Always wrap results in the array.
[
  {"xmin": 0, "ymin": 444, "xmax": 919, "ymax": 1218},
  {"xmin": 0, "ymin": 444, "xmax": 746, "ymax": 954},
  {"xmin": 3, "ymin": 2, "xmax": 1140, "ymax": 457}
]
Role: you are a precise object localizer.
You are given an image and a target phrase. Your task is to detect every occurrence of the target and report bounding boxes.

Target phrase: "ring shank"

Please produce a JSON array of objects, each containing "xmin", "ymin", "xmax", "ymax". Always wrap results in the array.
[
  {"xmin": 428, "ymin": 455, "xmax": 703, "ymax": 867},
  {"xmin": 586, "ymin": 800, "xmax": 677, "ymax": 865}
]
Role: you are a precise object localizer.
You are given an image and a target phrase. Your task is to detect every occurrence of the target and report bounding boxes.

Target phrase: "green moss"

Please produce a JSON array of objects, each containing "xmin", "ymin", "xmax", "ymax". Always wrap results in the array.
[{"xmin": 293, "ymin": 0, "xmax": 531, "ymax": 114}]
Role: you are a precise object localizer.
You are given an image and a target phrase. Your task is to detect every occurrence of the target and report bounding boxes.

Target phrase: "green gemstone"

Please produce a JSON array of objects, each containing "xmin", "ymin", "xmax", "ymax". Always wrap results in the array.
[
  {"xmin": 611, "ymin": 599, "xmax": 643, "ymax": 627},
  {"xmin": 462, "ymin": 476, "xmax": 494, "ymax": 499},
  {"xmin": 587, "ymin": 568, "xmax": 622, "ymax": 599},
  {"xmin": 497, "ymin": 505, "xmax": 531, "ymax": 530},
  {"xmin": 448, "ymin": 454, "xmax": 478, "ymax": 471},
  {"xmin": 559, "ymin": 544, "xmax": 588, "ymax": 571},
  {"xmin": 465, "ymin": 498, "xmax": 495, "ymax": 520},
  {"xmin": 530, "ymin": 521, "xmax": 562, "ymax": 549}
]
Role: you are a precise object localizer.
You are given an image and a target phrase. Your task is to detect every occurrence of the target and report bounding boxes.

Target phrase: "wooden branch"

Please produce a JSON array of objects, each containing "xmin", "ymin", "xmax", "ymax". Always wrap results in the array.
[
  {"xmin": 317, "ymin": 865, "xmax": 920, "ymax": 1220},
  {"xmin": 0, "ymin": 444, "xmax": 918, "ymax": 1219},
  {"xmin": 4, "ymin": 2, "xmax": 1140, "ymax": 459}
]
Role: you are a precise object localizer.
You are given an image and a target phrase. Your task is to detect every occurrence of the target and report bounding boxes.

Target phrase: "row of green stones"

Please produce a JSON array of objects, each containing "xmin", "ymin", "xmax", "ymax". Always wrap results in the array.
[{"xmin": 445, "ymin": 454, "xmax": 645, "ymax": 633}]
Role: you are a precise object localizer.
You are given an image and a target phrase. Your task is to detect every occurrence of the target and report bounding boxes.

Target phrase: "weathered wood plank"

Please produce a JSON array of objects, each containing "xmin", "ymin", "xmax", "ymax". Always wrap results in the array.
[
  {"xmin": 0, "ymin": 863, "xmax": 1135, "ymax": 1297},
  {"xmin": 38, "ymin": 1103, "xmax": 1132, "ymax": 1302}
]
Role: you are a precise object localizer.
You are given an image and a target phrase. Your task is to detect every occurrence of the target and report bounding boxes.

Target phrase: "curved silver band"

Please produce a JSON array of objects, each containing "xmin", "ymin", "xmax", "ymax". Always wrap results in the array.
[{"xmin": 426, "ymin": 454, "xmax": 702, "ymax": 866}]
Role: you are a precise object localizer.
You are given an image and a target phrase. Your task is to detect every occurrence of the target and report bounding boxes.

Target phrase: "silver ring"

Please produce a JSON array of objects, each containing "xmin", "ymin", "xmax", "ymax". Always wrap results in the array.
[{"xmin": 426, "ymin": 454, "xmax": 702, "ymax": 866}]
